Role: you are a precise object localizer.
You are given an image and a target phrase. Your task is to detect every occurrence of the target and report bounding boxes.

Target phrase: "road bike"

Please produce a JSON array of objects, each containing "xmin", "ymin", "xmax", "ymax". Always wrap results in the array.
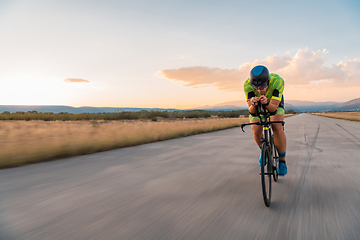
[{"xmin": 240, "ymin": 104, "xmax": 285, "ymax": 207}]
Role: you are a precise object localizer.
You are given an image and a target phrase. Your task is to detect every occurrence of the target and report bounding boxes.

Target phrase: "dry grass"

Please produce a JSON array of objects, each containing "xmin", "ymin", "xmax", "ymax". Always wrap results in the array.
[
  {"xmin": 312, "ymin": 112, "xmax": 360, "ymax": 122},
  {"xmin": 0, "ymin": 118, "xmax": 250, "ymax": 169}
]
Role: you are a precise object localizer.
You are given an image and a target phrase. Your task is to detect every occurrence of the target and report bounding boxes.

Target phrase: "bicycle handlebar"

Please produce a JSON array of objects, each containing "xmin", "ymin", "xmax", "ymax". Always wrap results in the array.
[
  {"xmin": 240, "ymin": 103, "xmax": 285, "ymax": 132},
  {"xmin": 240, "ymin": 121, "xmax": 285, "ymax": 132}
]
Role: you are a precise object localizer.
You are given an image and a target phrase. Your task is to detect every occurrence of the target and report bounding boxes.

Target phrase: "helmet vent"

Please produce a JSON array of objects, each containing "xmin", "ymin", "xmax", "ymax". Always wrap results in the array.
[{"xmin": 252, "ymin": 66, "xmax": 264, "ymax": 76}]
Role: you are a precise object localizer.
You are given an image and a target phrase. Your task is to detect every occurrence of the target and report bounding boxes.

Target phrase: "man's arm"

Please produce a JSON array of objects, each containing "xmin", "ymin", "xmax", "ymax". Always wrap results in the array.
[
  {"xmin": 267, "ymin": 99, "xmax": 280, "ymax": 113},
  {"xmin": 259, "ymin": 96, "xmax": 280, "ymax": 113},
  {"xmin": 248, "ymin": 97, "xmax": 260, "ymax": 115}
]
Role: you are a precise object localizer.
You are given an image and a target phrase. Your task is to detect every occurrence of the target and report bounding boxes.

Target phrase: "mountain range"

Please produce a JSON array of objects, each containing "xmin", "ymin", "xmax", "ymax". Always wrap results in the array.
[
  {"xmin": 331, "ymin": 98, "xmax": 360, "ymax": 112},
  {"xmin": 0, "ymin": 97, "xmax": 359, "ymax": 113}
]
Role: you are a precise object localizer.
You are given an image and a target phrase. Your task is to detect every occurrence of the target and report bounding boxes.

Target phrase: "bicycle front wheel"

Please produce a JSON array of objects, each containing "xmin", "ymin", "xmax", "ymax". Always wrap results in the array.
[
  {"xmin": 271, "ymin": 135, "xmax": 279, "ymax": 182},
  {"xmin": 261, "ymin": 142, "xmax": 272, "ymax": 207}
]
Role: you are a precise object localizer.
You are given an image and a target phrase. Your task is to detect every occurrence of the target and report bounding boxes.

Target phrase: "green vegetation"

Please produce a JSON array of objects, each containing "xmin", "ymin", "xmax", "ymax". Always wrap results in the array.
[
  {"xmin": 0, "ymin": 109, "xmax": 297, "ymax": 121},
  {"xmin": 0, "ymin": 110, "xmax": 246, "ymax": 121},
  {"xmin": 285, "ymin": 109, "xmax": 296, "ymax": 114}
]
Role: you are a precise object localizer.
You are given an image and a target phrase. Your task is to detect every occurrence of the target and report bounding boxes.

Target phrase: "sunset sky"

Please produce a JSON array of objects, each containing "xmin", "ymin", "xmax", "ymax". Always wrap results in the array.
[{"xmin": 0, "ymin": 0, "xmax": 359, "ymax": 108}]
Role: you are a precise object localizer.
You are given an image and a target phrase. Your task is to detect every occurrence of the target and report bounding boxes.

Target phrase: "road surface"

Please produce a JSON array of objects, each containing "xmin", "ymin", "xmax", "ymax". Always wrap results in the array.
[{"xmin": 1, "ymin": 114, "xmax": 360, "ymax": 239}]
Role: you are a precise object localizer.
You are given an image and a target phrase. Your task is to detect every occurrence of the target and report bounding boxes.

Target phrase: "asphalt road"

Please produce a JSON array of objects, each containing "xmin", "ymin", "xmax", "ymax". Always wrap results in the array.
[{"xmin": 1, "ymin": 114, "xmax": 360, "ymax": 240}]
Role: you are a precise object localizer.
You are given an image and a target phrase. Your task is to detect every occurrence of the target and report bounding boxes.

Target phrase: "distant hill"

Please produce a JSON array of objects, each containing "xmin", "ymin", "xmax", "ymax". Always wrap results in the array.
[
  {"xmin": 1, "ymin": 98, "xmax": 357, "ymax": 114},
  {"xmin": 284, "ymin": 103, "xmax": 297, "ymax": 111},
  {"xmin": 0, "ymin": 105, "xmax": 179, "ymax": 114},
  {"xmin": 191, "ymin": 101, "xmax": 248, "ymax": 110},
  {"xmin": 331, "ymin": 97, "xmax": 360, "ymax": 112},
  {"xmin": 286, "ymin": 100, "xmax": 341, "ymax": 112}
]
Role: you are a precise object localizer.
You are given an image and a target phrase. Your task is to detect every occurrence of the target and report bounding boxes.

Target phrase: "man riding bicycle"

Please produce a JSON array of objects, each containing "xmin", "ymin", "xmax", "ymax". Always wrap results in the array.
[{"xmin": 244, "ymin": 65, "xmax": 287, "ymax": 175}]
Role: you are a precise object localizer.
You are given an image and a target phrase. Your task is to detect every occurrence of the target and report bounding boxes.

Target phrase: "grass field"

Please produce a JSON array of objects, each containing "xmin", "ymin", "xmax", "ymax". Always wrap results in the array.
[
  {"xmin": 0, "ymin": 118, "xmax": 250, "ymax": 169},
  {"xmin": 312, "ymin": 112, "xmax": 360, "ymax": 122}
]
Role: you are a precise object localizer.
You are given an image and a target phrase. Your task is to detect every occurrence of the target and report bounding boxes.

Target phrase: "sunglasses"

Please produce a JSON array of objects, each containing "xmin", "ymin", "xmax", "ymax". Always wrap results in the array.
[{"xmin": 252, "ymin": 82, "xmax": 268, "ymax": 90}]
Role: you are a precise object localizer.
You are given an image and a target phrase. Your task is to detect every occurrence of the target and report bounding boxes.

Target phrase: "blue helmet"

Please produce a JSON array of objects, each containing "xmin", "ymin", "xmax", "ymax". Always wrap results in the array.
[{"xmin": 250, "ymin": 65, "xmax": 269, "ymax": 87}]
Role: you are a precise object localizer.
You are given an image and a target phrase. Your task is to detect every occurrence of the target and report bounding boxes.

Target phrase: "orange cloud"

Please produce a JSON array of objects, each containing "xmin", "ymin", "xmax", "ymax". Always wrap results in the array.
[
  {"xmin": 159, "ymin": 48, "xmax": 360, "ymax": 91},
  {"xmin": 159, "ymin": 67, "xmax": 243, "ymax": 91},
  {"xmin": 64, "ymin": 78, "xmax": 90, "ymax": 83}
]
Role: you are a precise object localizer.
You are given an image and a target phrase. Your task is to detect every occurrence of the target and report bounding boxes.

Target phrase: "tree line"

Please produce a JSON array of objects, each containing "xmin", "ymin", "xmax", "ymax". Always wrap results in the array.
[{"xmin": 0, "ymin": 109, "xmax": 296, "ymax": 121}]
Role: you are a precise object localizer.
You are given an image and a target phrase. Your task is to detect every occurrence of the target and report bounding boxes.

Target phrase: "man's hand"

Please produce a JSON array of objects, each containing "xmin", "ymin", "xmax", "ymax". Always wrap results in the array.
[
  {"xmin": 250, "ymin": 97, "xmax": 259, "ymax": 107},
  {"xmin": 259, "ymin": 95, "xmax": 268, "ymax": 105}
]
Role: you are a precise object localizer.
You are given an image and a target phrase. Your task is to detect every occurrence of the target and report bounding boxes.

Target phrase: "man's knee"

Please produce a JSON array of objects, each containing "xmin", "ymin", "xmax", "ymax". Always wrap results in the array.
[
  {"xmin": 272, "ymin": 123, "xmax": 284, "ymax": 134},
  {"xmin": 271, "ymin": 114, "xmax": 284, "ymax": 134}
]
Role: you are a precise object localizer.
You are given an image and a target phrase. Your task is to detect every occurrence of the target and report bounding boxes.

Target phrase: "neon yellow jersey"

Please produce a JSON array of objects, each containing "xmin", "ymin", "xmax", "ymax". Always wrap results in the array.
[{"xmin": 244, "ymin": 73, "xmax": 284, "ymax": 102}]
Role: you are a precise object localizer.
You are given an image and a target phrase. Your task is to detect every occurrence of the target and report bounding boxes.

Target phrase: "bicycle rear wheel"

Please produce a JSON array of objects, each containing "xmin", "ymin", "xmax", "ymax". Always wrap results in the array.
[{"xmin": 261, "ymin": 142, "xmax": 272, "ymax": 207}]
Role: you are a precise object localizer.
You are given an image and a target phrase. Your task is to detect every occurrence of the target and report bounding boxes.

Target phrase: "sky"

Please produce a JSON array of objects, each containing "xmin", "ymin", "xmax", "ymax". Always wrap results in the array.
[{"xmin": 0, "ymin": 0, "xmax": 359, "ymax": 108}]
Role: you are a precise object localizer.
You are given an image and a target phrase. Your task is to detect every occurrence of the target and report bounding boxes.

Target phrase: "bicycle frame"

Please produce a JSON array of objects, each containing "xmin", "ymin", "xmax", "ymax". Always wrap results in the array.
[
  {"xmin": 240, "ymin": 103, "xmax": 285, "ymax": 207},
  {"xmin": 241, "ymin": 105, "xmax": 284, "ymax": 140},
  {"xmin": 241, "ymin": 105, "xmax": 283, "ymax": 169}
]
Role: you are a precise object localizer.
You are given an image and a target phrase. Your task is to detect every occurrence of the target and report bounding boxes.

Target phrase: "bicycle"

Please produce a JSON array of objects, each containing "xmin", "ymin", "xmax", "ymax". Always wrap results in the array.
[{"xmin": 240, "ymin": 104, "xmax": 285, "ymax": 207}]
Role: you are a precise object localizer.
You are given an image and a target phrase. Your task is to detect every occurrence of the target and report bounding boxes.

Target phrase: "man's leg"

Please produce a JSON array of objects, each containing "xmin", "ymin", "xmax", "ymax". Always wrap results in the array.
[
  {"xmin": 271, "ymin": 113, "xmax": 287, "ymax": 175},
  {"xmin": 250, "ymin": 119, "xmax": 262, "ymax": 147},
  {"xmin": 249, "ymin": 117, "xmax": 263, "ymax": 165},
  {"xmin": 270, "ymin": 114, "xmax": 286, "ymax": 161}
]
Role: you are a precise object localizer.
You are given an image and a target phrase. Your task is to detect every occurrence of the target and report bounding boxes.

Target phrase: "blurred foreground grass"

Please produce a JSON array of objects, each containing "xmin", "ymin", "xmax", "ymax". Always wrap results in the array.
[
  {"xmin": 312, "ymin": 112, "xmax": 360, "ymax": 122},
  {"xmin": 0, "ymin": 118, "xmax": 250, "ymax": 169}
]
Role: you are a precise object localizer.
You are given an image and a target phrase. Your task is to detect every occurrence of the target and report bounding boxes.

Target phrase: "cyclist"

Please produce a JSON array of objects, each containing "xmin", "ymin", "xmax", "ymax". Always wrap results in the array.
[{"xmin": 243, "ymin": 65, "xmax": 287, "ymax": 175}]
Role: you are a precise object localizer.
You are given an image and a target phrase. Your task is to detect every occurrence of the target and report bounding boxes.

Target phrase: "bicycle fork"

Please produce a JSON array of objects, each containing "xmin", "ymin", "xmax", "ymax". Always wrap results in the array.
[{"xmin": 260, "ymin": 126, "xmax": 270, "ymax": 166}]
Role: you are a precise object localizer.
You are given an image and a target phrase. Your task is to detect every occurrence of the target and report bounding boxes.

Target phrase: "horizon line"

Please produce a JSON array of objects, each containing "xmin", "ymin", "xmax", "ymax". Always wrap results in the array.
[{"xmin": 0, "ymin": 98, "xmax": 352, "ymax": 108}]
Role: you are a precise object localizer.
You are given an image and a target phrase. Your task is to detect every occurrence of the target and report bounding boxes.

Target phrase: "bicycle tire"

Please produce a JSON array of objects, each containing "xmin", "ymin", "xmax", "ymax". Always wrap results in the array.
[
  {"xmin": 261, "ymin": 142, "xmax": 272, "ymax": 207},
  {"xmin": 271, "ymin": 135, "xmax": 279, "ymax": 182}
]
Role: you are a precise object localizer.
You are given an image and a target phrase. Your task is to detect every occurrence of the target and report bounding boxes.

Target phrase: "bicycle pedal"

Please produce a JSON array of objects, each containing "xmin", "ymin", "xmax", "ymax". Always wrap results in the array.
[{"xmin": 259, "ymin": 172, "xmax": 272, "ymax": 175}]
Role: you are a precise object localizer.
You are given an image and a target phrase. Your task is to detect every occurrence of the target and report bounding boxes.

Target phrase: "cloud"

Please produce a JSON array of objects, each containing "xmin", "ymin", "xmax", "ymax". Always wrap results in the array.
[
  {"xmin": 276, "ymin": 48, "xmax": 347, "ymax": 85},
  {"xmin": 159, "ymin": 48, "xmax": 360, "ymax": 91},
  {"xmin": 64, "ymin": 78, "xmax": 90, "ymax": 83},
  {"xmin": 159, "ymin": 66, "xmax": 243, "ymax": 91},
  {"xmin": 337, "ymin": 58, "xmax": 360, "ymax": 81}
]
